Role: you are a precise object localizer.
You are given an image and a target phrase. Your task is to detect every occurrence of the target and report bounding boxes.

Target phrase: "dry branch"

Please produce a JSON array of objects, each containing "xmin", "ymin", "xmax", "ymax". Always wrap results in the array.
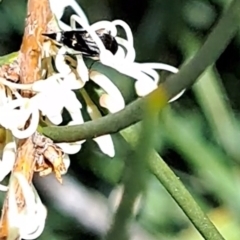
[{"xmin": 0, "ymin": 0, "xmax": 54, "ymax": 238}]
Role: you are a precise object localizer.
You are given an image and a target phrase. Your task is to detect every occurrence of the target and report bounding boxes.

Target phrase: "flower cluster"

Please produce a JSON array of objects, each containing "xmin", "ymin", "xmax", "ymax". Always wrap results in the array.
[{"xmin": 0, "ymin": 0, "xmax": 184, "ymax": 239}]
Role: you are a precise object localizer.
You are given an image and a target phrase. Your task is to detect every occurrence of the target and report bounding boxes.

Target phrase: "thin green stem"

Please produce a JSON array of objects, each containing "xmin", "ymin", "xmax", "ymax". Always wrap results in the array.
[
  {"xmin": 148, "ymin": 151, "xmax": 225, "ymax": 240},
  {"xmin": 121, "ymin": 124, "xmax": 225, "ymax": 240}
]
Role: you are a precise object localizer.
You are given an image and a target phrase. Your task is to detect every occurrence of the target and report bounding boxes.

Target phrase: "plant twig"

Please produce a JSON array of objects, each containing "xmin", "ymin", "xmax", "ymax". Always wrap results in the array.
[
  {"xmin": 41, "ymin": 0, "xmax": 240, "ymax": 143},
  {"xmin": 148, "ymin": 151, "xmax": 225, "ymax": 240},
  {"xmin": 18, "ymin": 0, "xmax": 54, "ymax": 95},
  {"xmin": 0, "ymin": 0, "xmax": 54, "ymax": 238},
  {"xmin": 121, "ymin": 123, "xmax": 225, "ymax": 240}
]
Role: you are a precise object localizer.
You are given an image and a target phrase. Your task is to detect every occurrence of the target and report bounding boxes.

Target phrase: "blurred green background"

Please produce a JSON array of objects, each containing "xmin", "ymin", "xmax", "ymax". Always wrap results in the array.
[{"xmin": 1, "ymin": 0, "xmax": 240, "ymax": 239}]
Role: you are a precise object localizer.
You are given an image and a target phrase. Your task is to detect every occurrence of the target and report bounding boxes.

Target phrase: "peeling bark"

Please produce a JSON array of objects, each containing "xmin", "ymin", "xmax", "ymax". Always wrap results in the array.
[{"xmin": 0, "ymin": 0, "xmax": 54, "ymax": 239}]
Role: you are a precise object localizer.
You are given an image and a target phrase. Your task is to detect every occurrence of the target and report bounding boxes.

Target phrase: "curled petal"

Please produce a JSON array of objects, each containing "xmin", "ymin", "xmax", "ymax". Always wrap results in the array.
[
  {"xmin": 114, "ymin": 46, "xmax": 126, "ymax": 60},
  {"xmin": 61, "ymin": 154, "xmax": 71, "ymax": 174},
  {"xmin": 90, "ymin": 71, "xmax": 125, "ymax": 113},
  {"xmin": 68, "ymin": 111, "xmax": 84, "ymax": 124},
  {"xmin": 21, "ymin": 184, "xmax": 47, "ymax": 240},
  {"xmin": 22, "ymin": 204, "xmax": 47, "ymax": 240},
  {"xmin": 63, "ymin": 91, "xmax": 83, "ymax": 123},
  {"xmin": 93, "ymin": 134, "xmax": 115, "ymax": 158},
  {"xmin": 141, "ymin": 62, "xmax": 178, "ymax": 73},
  {"xmin": 12, "ymin": 108, "xmax": 40, "ymax": 139},
  {"xmin": 32, "ymin": 75, "xmax": 61, "ymax": 92},
  {"xmin": 102, "ymin": 61, "xmax": 147, "ymax": 88},
  {"xmin": 0, "ymin": 108, "xmax": 30, "ymax": 130},
  {"xmin": 110, "ymin": 62, "xmax": 157, "ymax": 96},
  {"xmin": 91, "ymin": 21, "xmax": 118, "ymax": 37},
  {"xmin": 62, "ymin": 71, "xmax": 85, "ymax": 90},
  {"xmin": 55, "ymin": 47, "xmax": 72, "ymax": 76},
  {"xmin": 112, "ymin": 20, "xmax": 134, "ymax": 46},
  {"xmin": 34, "ymin": 92, "xmax": 63, "ymax": 125},
  {"xmin": 7, "ymin": 173, "xmax": 47, "ymax": 239},
  {"xmin": 0, "ymin": 77, "xmax": 33, "ymax": 91},
  {"xmin": 33, "ymin": 75, "xmax": 84, "ymax": 125},
  {"xmin": 49, "ymin": 0, "xmax": 68, "ymax": 19},
  {"xmin": 141, "ymin": 62, "xmax": 178, "ymax": 82},
  {"xmin": 64, "ymin": 0, "xmax": 89, "ymax": 24},
  {"xmin": 0, "ymin": 98, "xmax": 39, "ymax": 139},
  {"xmin": 99, "ymin": 94, "xmax": 124, "ymax": 113},
  {"xmin": 0, "ymin": 185, "xmax": 8, "ymax": 191},
  {"xmin": 140, "ymin": 63, "xmax": 185, "ymax": 101},
  {"xmin": 134, "ymin": 63, "xmax": 159, "ymax": 83},
  {"xmin": 15, "ymin": 174, "xmax": 36, "ymax": 216},
  {"xmin": 61, "ymin": 87, "xmax": 82, "ymax": 110},
  {"xmin": 46, "ymin": 114, "xmax": 63, "ymax": 126},
  {"xmin": 134, "ymin": 78, "xmax": 158, "ymax": 97},
  {"xmin": 115, "ymin": 37, "xmax": 136, "ymax": 62},
  {"xmin": 0, "ymin": 97, "xmax": 26, "ymax": 113},
  {"xmin": 99, "ymin": 50, "xmax": 115, "ymax": 67},
  {"xmin": 56, "ymin": 142, "xmax": 83, "ymax": 154},
  {"xmin": 168, "ymin": 89, "xmax": 186, "ymax": 102}
]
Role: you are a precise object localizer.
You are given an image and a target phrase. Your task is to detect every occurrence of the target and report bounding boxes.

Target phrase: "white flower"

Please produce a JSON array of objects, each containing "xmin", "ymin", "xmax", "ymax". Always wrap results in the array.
[
  {"xmin": 0, "ymin": 0, "xmax": 184, "ymax": 154},
  {"xmin": 0, "ymin": 64, "xmax": 104, "ymax": 156},
  {"xmin": 73, "ymin": 15, "xmax": 185, "ymax": 101},
  {"xmin": 90, "ymin": 71, "xmax": 125, "ymax": 113},
  {"xmin": 0, "ymin": 82, "xmax": 40, "ymax": 139},
  {"xmin": 32, "ymin": 74, "xmax": 84, "ymax": 125},
  {"xmin": 0, "ymin": 1, "xmax": 187, "ymax": 239},
  {"xmin": 50, "ymin": 1, "xmax": 184, "ymax": 115},
  {"xmin": 45, "ymin": 0, "xmax": 185, "ymax": 158},
  {"xmin": 7, "ymin": 173, "xmax": 47, "ymax": 240},
  {"xmin": 0, "ymin": 0, "xmax": 185, "ymax": 158},
  {"xmin": 0, "ymin": 74, "xmax": 86, "ymax": 154},
  {"xmin": 60, "ymin": 153, "xmax": 71, "ymax": 174}
]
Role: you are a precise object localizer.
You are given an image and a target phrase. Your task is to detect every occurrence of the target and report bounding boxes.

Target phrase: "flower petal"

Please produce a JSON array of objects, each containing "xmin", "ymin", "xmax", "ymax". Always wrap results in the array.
[
  {"xmin": 0, "ymin": 141, "xmax": 16, "ymax": 182},
  {"xmin": 61, "ymin": 154, "xmax": 71, "ymax": 174},
  {"xmin": 134, "ymin": 79, "xmax": 158, "ymax": 97},
  {"xmin": 55, "ymin": 46, "xmax": 72, "ymax": 75},
  {"xmin": 93, "ymin": 134, "xmax": 115, "ymax": 158},
  {"xmin": 56, "ymin": 142, "xmax": 82, "ymax": 155},
  {"xmin": 11, "ymin": 108, "xmax": 39, "ymax": 139},
  {"xmin": 7, "ymin": 173, "xmax": 47, "ymax": 240},
  {"xmin": 90, "ymin": 71, "xmax": 125, "ymax": 113}
]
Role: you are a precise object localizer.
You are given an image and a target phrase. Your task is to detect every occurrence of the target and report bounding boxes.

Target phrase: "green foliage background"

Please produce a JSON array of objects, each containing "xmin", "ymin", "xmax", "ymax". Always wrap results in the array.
[{"xmin": 1, "ymin": 0, "xmax": 240, "ymax": 239}]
